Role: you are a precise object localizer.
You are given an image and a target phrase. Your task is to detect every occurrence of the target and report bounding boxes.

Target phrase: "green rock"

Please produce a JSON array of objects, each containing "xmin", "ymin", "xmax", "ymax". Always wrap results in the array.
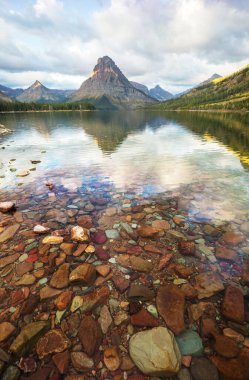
[
  {"xmin": 24, "ymin": 241, "xmax": 38, "ymax": 252},
  {"xmin": 0, "ymin": 347, "xmax": 10, "ymax": 362},
  {"xmin": 176, "ymin": 330, "xmax": 204, "ymax": 357},
  {"xmin": 106, "ymin": 229, "xmax": 120, "ymax": 239},
  {"xmin": 10, "ymin": 321, "xmax": 49, "ymax": 357},
  {"xmin": 1, "ymin": 365, "xmax": 20, "ymax": 380}
]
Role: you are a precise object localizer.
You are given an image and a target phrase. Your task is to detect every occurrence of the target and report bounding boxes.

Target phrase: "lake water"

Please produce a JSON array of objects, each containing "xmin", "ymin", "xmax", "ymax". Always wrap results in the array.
[{"xmin": 0, "ymin": 110, "xmax": 249, "ymax": 223}]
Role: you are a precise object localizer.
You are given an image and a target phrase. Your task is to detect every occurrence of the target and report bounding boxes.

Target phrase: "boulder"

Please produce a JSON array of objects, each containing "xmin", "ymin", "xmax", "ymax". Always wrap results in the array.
[{"xmin": 129, "ymin": 326, "xmax": 181, "ymax": 376}]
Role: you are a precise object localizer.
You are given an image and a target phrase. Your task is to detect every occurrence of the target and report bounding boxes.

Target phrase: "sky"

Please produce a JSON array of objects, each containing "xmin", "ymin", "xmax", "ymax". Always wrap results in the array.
[{"xmin": 0, "ymin": 0, "xmax": 248, "ymax": 93}]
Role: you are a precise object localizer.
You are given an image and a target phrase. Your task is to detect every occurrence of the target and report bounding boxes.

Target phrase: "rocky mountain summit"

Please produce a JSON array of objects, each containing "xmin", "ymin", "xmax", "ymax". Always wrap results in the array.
[
  {"xmin": 131, "ymin": 82, "xmax": 173, "ymax": 101},
  {"xmin": 70, "ymin": 56, "xmax": 156, "ymax": 109},
  {"xmin": 16, "ymin": 81, "xmax": 72, "ymax": 104}
]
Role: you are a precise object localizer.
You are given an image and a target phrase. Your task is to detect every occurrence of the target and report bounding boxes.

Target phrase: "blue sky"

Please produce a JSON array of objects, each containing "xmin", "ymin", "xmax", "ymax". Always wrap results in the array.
[{"xmin": 0, "ymin": 0, "xmax": 248, "ymax": 93}]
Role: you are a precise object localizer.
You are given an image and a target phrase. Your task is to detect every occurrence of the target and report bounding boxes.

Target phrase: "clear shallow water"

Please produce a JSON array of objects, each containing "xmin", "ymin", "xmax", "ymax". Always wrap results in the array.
[{"xmin": 0, "ymin": 110, "xmax": 249, "ymax": 222}]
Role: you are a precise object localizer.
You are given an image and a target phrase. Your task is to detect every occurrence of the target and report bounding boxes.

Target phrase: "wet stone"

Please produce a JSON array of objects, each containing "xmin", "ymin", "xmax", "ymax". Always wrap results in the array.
[
  {"xmin": 69, "ymin": 263, "xmax": 96, "ymax": 285},
  {"xmin": 190, "ymin": 357, "xmax": 219, "ymax": 380},
  {"xmin": 78, "ymin": 315, "xmax": 102, "ymax": 356},
  {"xmin": 0, "ymin": 201, "xmax": 15, "ymax": 213},
  {"xmin": 128, "ymin": 284, "xmax": 155, "ymax": 301},
  {"xmin": 213, "ymin": 334, "xmax": 240, "ymax": 358},
  {"xmin": 131, "ymin": 308, "xmax": 159, "ymax": 327},
  {"xmin": 52, "ymin": 350, "xmax": 69, "ymax": 374},
  {"xmin": 0, "ymin": 322, "xmax": 16, "ymax": 342},
  {"xmin": 36, "ymin": 329, "xmax": 71, "ymax": 359},
  {"xmin": 176, "ymin": 330, "xmax": 204, "ymax": 357},
  {"xmin": 222, "ymin": 286, "xmax": 245, "ymax": 323},
  {"xmin": 0, "ymin": 224, "xmax": 20, "ymax": 243},
  {"xmin": 104, "ymin": 346, "xmax": 121, "ymax": 371},
  {"xmin": 71, "ymin": 351, "xmax": 94, "ymax": 371},
  {"xmin": 50, "ymin": 263, "xmax": 70, "ymax": 289}
]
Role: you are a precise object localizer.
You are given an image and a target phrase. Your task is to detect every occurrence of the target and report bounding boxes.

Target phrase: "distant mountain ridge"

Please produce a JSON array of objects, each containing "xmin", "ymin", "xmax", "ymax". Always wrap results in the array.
[
  {"xmin": 16, "ymin": 81, "xmax": 74, "ymax": 103},
  {"xmin": 0, "ymin": 91, "xmax": 13, "ymax": 103},
  {"xmin": 0, "ymin": 84, "xmax": 24, "ymax": 98},
  {"xmin": 130, "ymin": 82, "xmax": 173, "ymax": 101},
  {"xmin": 70, "ymin": 56, "xmax": 156, "ymax": 109},
  {"xmin": 153, "ymin": 64, "xmax": 249, "ymax": 111}
]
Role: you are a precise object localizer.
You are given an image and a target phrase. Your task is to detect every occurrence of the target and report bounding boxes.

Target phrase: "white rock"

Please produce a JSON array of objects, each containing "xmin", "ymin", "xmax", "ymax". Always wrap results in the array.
[
  {"xmin": 16, "ymin": 170, "xmax": 30, "ymax": 177},
  {"xmin": 129, "ymin": 326, "xmax": 181, "ymax": 376},
  {"xmin": 0, "ymin": 201, "xmax": 15, "ymax": 213},
  {"xmin": 33, "ymin": 225, "xmax": 50, "ymax": 234},
  {"xmin": 71, "ymin": 226, "xmax": 89, "ymax": 242}
]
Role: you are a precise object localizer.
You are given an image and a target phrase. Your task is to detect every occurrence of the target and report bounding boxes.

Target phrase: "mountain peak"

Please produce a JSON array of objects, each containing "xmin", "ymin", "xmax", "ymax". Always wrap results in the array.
[
  {"xmin": 31, "ymin": 80, "xmax": 43, "ymax": 89},
  {"xmin": 97, "ymin": 56, "xmax": 115, "ymax": 66}
]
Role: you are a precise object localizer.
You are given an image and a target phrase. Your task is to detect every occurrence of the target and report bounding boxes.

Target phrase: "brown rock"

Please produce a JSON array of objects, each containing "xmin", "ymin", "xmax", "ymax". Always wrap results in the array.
[
  {"xmin": 178, "ymin": 241, "xmax": 196, "ymax": 256},
  {"xmin": 0, "ymin": 224, "xmax": 19, "ymax": 243},
  {"xmin": 112, "ymin": 275, "xmax": 130, "ymax": 293},
  {"xmin": 151, "ymin": 220, "xmax": 170, "ymax": 231},
  {"xmin": 223, "ymin": 328, "xmax": 245, "ymax": 343},
  {"xmin": 213, "ymin": 334, "xmax": 240, "ymax": 358},
  {"xmin": 55, "ymin": 291, "xmax": 73, "ymax": 311},
  {"xmin": 117, "ymin": 255, "xmax": 153, "ymax": 272},
  {"xmin": 131, "ymin": 309, "xmax": 159, "ymax": 327},
  {"xmin": 65, "ymin": 376, "xmax": 86, "ymax": 380},
  {"xmin": 36, "ymin": 329, "xmax": 71, "ymax": 359},
  {"xmin": 15, "ymin": 262, "xmax": 33, "ymax": 276},
  {"xmin": 71, "ymin": 352, "xmax": 94, "ymax": 371},
  {"xmin": 215, "ymin": 246, "xmax": 238, "ymax": 262},
  {"xmin": 137, "ymin": 225, "xmax": 160, "ymax": 238},
  {"xmin": 222, "ymin": 231, "xmax": 245, "ymax": 245},
  {"xmin": 77, "ymin": 215, "xmax": 93, "ymax": 229},
  {"xmin": 78, "ymin": 315, "xmax": 102, "ymax": 356},
  {"xmin": 69, "ymin": 263, "xmax": 96, "ymax": 285},
  {"xmin": 128, "ymin": 284, "xmax": 154, "ymax": 301},
  {"xmin": 0, "ymin": 322, "xmax": 16, "ymax": 342},
  {"xmin": 52, "ymin": 350, "xmax": 69, "ymax": 374},
  {"xmin": 40, "ymin": 286, "xmax": 62, "ymax": 301},
  {"xmin": 222, "ymin": 286, "xmax": 244, "ymax": 323},
  {"xmin": 210, "ymin": 348, "xmax": 249, "ymax": 380},
  {"xmin": 72, "ymin": 286, "xmax": 110, "ymax": 313},
  {"xmin": 50, "ymin": 263, "xmax": 69, "ymax": 289},
  {"xmin": 60, "ymin": 243, "xmax": 76, "ymax": 255},
  {"xmin": 144, "ymin": 244, "xmax": 162, "ymax": 254},
  {"xmin": 180, "ymin": 283, "xmax": 197, "ymax": 299},
  {"xmin": 98, "ymin": 305, "xmax": 112, "ymax": 334},
  {"xmin": 158, "ymin": 253, "xmax": 173, "ymax": 270},
  {"xmin": 156, "ymin": 284, "xmax": 185, "ymax": 335},
  {"xmin": 0, "ymin": 287, "xmax": 7, "ymax": 303},
  {"xmin": 96, "ymin": 264, "xmax": 111, "ymax": 277},
  {"xmin": 104, "ymin": 347, "xmax": 121, "ymax": 371},
  {"xmin": 201, "ymin": 318, "xmax": 219, "ymax": 337},
  {"xmin": 0, "ymin": 253, "xmax": 19, "ymax": 269},
  {"xmin": 194, "ymin": 272, "xmax": 224, "ymax": 299}
]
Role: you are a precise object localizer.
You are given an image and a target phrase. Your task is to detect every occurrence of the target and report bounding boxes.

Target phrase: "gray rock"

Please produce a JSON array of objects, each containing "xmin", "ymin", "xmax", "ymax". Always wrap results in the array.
[{"xmin": 190, "ymin": 357, "xmax": 219, "ymax": 380}]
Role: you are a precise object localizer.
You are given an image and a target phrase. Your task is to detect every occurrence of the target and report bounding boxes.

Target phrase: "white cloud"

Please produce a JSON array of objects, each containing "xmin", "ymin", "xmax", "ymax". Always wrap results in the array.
[{"xmin": 0, "ymin": 0, "xmax": 248, "ymax": 92}]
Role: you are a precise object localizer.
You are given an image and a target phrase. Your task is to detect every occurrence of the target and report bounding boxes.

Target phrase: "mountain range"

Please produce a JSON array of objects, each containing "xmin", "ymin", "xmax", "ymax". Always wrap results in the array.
[
  {"xmin": 154, "ymin": 64, "xmax": 249, "ymax": 111},
  {"xmin": 130, "ymin": 82, "xmax": 173, "ymax": 101}
]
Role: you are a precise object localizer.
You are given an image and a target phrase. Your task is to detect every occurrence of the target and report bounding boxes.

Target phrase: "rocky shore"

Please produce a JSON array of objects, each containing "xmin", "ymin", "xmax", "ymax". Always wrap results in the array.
[{"xmin": 0, "ymin": 180, "xmax": 249, "ymax": 380}]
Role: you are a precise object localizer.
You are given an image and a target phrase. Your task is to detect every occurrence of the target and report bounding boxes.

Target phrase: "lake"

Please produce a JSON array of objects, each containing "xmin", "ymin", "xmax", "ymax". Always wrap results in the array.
[{"xmin": 0, "ymin": 110, "xmax": 249, "ymax": 223}]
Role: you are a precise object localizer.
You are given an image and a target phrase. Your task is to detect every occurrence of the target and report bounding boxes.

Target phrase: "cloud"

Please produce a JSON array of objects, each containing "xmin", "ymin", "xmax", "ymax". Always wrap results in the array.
[{"xmin": 0, "ymin": 0, "xmax": 248, "ymax": 92}]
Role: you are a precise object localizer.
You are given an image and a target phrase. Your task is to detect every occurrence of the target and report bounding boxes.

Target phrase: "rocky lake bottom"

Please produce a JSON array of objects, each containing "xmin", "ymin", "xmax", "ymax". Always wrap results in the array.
[{"xmin": 0, "ymin": 111, "xmax": 249, "ymax": 379}]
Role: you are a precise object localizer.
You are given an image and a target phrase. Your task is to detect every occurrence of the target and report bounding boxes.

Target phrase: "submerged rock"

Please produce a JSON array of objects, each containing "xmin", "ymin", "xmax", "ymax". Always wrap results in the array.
[
  {"xmin": 176, "ymin": 330, "xmax": 204, "ymax": 356},
  {"xmin": 129, "ymin": 326, "xmax": 181, "ymax": 376},
  {"xmin": 36, "ymin": 329, "xmax": 71, "ymax": 359},
  {"xmin": 222, "ymin": 286, "xmax": 244, "ymax": 323},
  {"xmin": 0, "ymin": 201, "xmax": 15, "ymax": 213}
]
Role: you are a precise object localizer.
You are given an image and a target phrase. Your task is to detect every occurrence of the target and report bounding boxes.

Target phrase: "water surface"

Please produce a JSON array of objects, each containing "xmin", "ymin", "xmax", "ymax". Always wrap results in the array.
[{"xmin": 0, "ymin": 110, "xmax": 249, "ymax": 223}]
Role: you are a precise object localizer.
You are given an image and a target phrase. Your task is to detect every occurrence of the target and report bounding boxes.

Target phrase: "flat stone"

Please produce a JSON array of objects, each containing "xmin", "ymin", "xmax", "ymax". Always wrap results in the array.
[
  {"xmin": 222, "ymin": 231, "xmax": 245, "ymax": 245},
  {"xmin": 16, "ymin": 262, "xmax": 33, "ymax": 276},
  {"xmin": 223, "ymin": 328, "xmax": 245, "ymax": 343},
  {"xmin": 176, "ymin": 330, "xmax": 203, "ymax": 356},
  {"xmin": 78, "ymin": 315, "xmax": 102, "ymax": 356},
  {"xmin": 40, "ymin": 286, "xmax": 62, "ymax": 300},
  {"xmin": 16, "ymin": 170, "xmax": 30, "ymax": 177},
  {"xmin": 131, "ymin": 309, "xmax": 159, "ymax": 327},
  {"xmin": 178, "ymin": 241, "xmax": 196, "ymax": 256},
  {"xmin": 98, "ymin": 305, "xmax": 112, "ymax": 334},
  {"xmin": 50, "ymin": 263, "xmax": 69, "ymax": 289},
  {"xmin": 71, "ymin": 351, "xmax": 94, "ymax": 371},
  {"xmin": 190, "ymin": 357, "xmax": 219, "ymax": 380},
  {"xmin": 95, "ymin": 264, "xmax": 111, "ymax": 277},
  {"xmin": 210, "ymin": 348, "xmax": 249, "ymax": 380},
  {"xmin": 36, "ymin": 329, "xmax": 70, "ymax": 359},
  {"xmin": 15, "ymin": 273, "xmax": 36, "ymax": 285},
  {"xmin": 42, "ymin": 236, "xmax": 63, "ymax": 244},
  {"xmin": 213, "ymin": 334, "xmax": 240, "ymax": 358},
  {"xmin": 52, "ymin": 350, "xmax": 69, "ymax": 374},
  {"xmin": 137, "ymin": 225, "xmax": 160, "ymax": 238},
  {"xmin": 0, "ymin": 253, "xmax": 19, "ymax": 269},
  {"xmin": 106, "ymin": 229, "xmax": 120, "ymax": 239},
  {"xmin": 0, "ymin": 224, "xmax": 20, "ymax": 243},
  {"xmin": 128, "ymin": 284, "xmax": 155, "ymax": 301},
  {"xmin": 0, "ymin": 201, "xmax": 15, "ymax": 213},
  {"xmin": 112, "ymin": 275, "xmax": 130, "ymax": 293},
  {"xmin": 54, "ymin": 290, "xmax": 72, "ymax": 311},
  {"xmin": 77, "ymin": 215, "xmax": 93, "ymax": 228},
  {"xmin": 194, "ymin": 272, "xmax": 224, "ymax": 299},
  {"xmin": 129, "ymin": 326, "xmax": 181, "ymax": 376},
  {"xmin": 222, "ymin": 286, "xmax": 244, "ymax": 323},
  {"xmin": 0, "ymin": 322, "xmax": 16, "ymax": 342},
  {"xmin": 69, "ymin": 263, "xmax": 96, "ymax": 285},
  {"xmin": 156, "ymin": 284, "xmax": 185, "ymax": 335},
  {"xmin": 104, "ymin": 346, "xmax": 121, "ymax": 371},
  {"xmin": 71, "ymin": 226, "xmax": 90, "ymax": 242},
  {"xmin": 117, "ymin": 254, "xmax": 153, "ymax": 272},
  {"xmin": 215, "ymin": 246, "xmax": 238, "ymax": 262},
  {"xmin": 33, "ymin": 225, "xmax": 50, "ymax": 234},
  {"xmin": 10, "ymin": 321, "xmax": 49, "ymax": 357},
  {"xmin": 152, "ymin": 220, "xmax": 170, "ymax": 231}
]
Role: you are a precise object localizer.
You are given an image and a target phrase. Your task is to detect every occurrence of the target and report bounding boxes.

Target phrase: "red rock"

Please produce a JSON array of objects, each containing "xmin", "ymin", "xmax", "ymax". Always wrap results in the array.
[
  {"xmin": 71, "ymin": 351, "xmax": 94, "ymax": 371},
  {"xmin": 50, "ymin": 263, "xmax": 69, "ymax": 289},
  {"xmin": 72, "ymin": 244, "xmax": 87, "ymax": 257},
  {"xmin": 112, "ymin": 276, "xmax": 130, "ymax": 293},
  {"xmin": 78, "ymin": 315, "xmax": 102, "ymax": 356},
  {"xmin": 222, "ymin": 231, "xmax": 245, "ymax": 245},
  {"xmin": 52, "ymin": 350, "xmax": 69, "ymax": 374},
  {"xmin": 9, "ymin": 287, "xmax": 29, "ymax": 306},
  {"xmin": 14, "ymin": 242, "xmax": 25, "ymax": 252},
  {"xmin": 182, "ymin": 356, "xmax": 192, "ymax": 367},
  {"xmin": 137, "ymin": 225, "xmax": 160, "ymax": 238},
  {"xmin": 36, "ymin": 329, "xmax": 71, "ymax": 359},
  {"xmin": 92, "ymin": 229, "xmax": 107, "ymax": 244},
  {"xmin": 178, "ymin": 241, "xmax": 196, "ymax": 256},
  {"xmin": 158, "ymin": 253, "xmax": 173, "ymax": 270},
  {"xmin": 222, "ymin": 286, "xmax": 244, "ymax": 323},
  {"xmin": 194, "ymin": 272, "xmax": 224, "ymax": 299},
  {"xmin": 201, "ymin": 318, "xmax": 219, "ymax": 337},
  {"xmin": 180, "ymin": 283, "xmax": 197, "ymax": 299},
  {"xmin": 213, "ymin": 334, "xmax": 240, "ymax": 358},
  {"xmin": 26, "ymin": 254, "xmax": 39, "ymax": 263},
  {"xmin": 55, "ymin": 291, "xmax": 73, "ymax": 311},
  {"xmin": 104, "ymin": 346, "xmax": 121, "ymax": 371},
  {"xmin": 130, "ymin": 309, "xmax": 159, "ymax": 327},
  {"xmin": 215, "ymin": 246, "xmax": 238, "ymax": 261},
  {"xmin": 127, "ymin": 245, "xmax": 144, "ymax": 255},
  {"xmin": 156, "ymin": 284, "xmax": 185, "ymax": 335},
  {"xmin": 95, "ymin": 245, "xmax": 110, "ymax": 260},
  {"xmin": 77, "ymin": 215, "xmax": 93, "ymax": 229},
  {"xmin": 144, "ymin": 244, "xmax": 162, "ymax": 254},
  {"xmin": 17, "ymin": 357, "xmax": 37, "ymax": 373},
  {"xmin": 210, "ymin": 348, "xmax": 249, "ymax": 380}
]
